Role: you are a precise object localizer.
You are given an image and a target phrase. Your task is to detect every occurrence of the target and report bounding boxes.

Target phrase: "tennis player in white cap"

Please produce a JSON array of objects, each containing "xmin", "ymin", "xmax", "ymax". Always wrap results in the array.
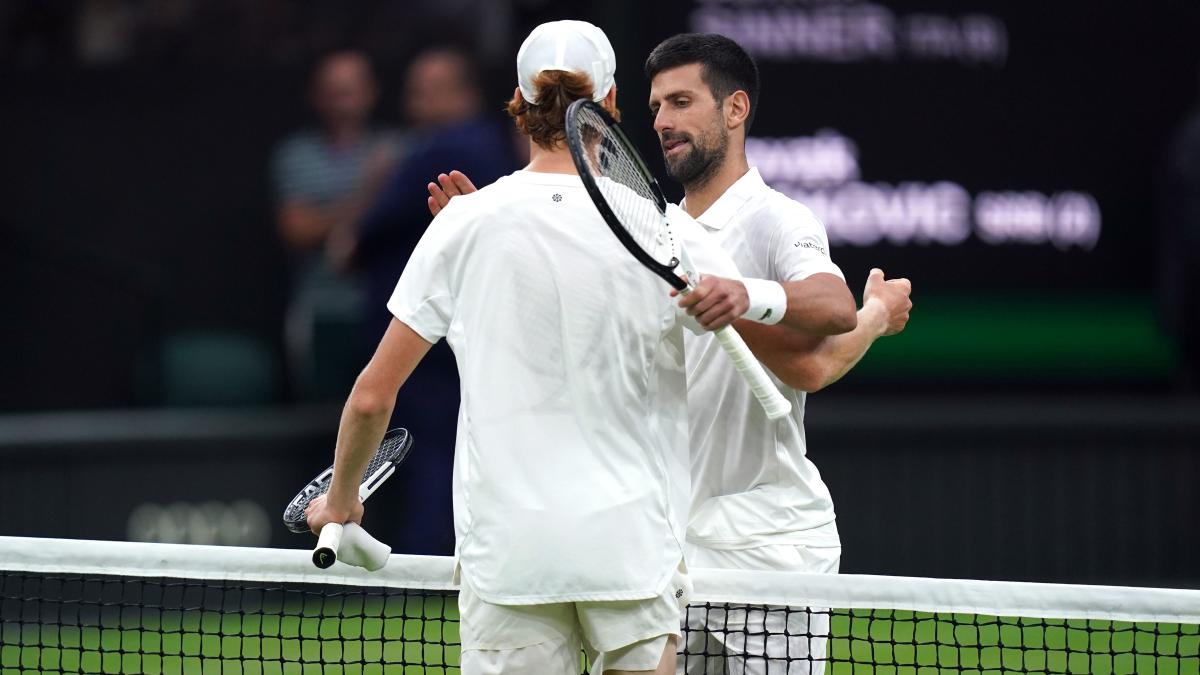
[{"xmin": 306, "ymin": 19, "xmax": 764, "ymax": 675}]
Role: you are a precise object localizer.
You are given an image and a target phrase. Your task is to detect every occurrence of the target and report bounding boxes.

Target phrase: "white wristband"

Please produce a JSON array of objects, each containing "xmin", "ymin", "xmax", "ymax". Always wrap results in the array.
[{"xmin": 742, "ymin": 278, "xmax": 787, "ymax": 325}]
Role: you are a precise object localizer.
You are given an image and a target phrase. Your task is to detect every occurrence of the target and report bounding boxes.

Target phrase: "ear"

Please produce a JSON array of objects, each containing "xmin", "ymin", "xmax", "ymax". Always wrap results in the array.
[
  {"xmin": 725, "ymin": 90, "xmax": 751, "ymax": 131},
  {"xmin": 603, "ymin": 84, "xmax": 618, "ymax": 107},
  {"xmin": 513, "ymin": 85, "xmax": 524, "ymax": 102}
]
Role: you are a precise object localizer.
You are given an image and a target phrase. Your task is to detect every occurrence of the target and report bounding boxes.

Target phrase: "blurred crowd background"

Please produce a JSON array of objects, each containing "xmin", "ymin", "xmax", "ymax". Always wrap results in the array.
[{"xmin": 1, "ymin": 1, "xmax": 1199, "ymax": 588}]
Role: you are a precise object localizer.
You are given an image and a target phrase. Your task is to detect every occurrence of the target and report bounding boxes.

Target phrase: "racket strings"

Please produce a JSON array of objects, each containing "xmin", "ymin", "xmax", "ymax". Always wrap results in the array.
[
  {"xmin": 573, "ymin": 106, "xmax": 676, "ymax": 266},
  {"xmin": 282, "ymin": 430, "xmax": 409, "ymax": 527}
]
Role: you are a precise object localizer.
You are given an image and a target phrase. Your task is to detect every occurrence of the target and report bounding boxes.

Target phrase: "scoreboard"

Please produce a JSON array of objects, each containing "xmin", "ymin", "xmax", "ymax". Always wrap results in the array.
[{"xmin": 609, "ymin": 1, "xmax": 1200, "ymax": 385}]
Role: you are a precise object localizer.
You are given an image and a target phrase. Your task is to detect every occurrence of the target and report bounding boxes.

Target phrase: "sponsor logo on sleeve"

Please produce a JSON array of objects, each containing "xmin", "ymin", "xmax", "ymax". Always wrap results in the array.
[{"xmin": 795, "ymin": 240, "xmax": 828, "ymax": 256}]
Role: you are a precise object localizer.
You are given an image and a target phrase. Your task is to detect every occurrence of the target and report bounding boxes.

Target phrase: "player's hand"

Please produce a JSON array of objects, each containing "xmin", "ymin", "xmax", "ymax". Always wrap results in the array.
[
  {"xmin": 426, "ymin": 170, "xmax": 478, "ymax": 216},
  {"xmin": 862, "ymin": 268, "xmax": 912, "ymax": 337},
  {"xmin": 675, "ymin": 275, "xmax": 749, "ymax": 331},
  {"xmin": 304, "ymin": 493, "xmax": 364, "ymax": 535}
]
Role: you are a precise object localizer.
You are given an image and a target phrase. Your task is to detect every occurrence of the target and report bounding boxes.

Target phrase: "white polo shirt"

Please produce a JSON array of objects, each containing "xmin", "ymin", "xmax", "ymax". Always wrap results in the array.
[
  {"xmin": 684, "ymin": 167, "xmax": 845, "ymax": 550},
  {"xmin": 388, "ymin": 169, "xmax": 739, "ymax": 604}
]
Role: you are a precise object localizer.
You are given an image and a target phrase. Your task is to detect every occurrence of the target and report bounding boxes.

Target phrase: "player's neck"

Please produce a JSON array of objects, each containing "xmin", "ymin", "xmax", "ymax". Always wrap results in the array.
[
  {"xmin": 683, "ymin": 152, "xmax": 751, "ymax": 219},
  {"xmin": 524, "ymin": 141, "xmax": 577, "ymax": 175}
]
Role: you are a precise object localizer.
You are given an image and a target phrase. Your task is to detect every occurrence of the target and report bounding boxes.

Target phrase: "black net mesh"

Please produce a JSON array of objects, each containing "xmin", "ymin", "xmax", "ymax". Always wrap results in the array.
[
  {"xmin": 3, "ymin": 569, "xmax": 1198, "ymax": 674},
  {"xmin": 570, "ymin": 104, "xmax": 677, "ymax": 269},
  {"xmin": 1, "ymin": 571, "xmax": 459, "ymax": 674}
]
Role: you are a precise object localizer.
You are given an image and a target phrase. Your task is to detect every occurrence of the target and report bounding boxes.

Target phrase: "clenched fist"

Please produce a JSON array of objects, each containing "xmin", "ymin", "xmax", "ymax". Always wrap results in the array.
[
  {"xmin": 304, "ymin": 493, "xmax": 364, "ymax": 535},
  {"xmin": 675, "ymin": 275, "xmax": 750, "ymax": 331},
  {"xmin": 862, "ymin": 268, "xmax": 912, "ymax": 337}
]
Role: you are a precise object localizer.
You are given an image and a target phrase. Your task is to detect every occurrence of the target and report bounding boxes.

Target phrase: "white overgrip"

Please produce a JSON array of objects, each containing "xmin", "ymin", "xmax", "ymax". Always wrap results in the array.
[
  {"xmin": 337, "ymin": 523, "xmax": 392, "ymax": 571},
  {"xmin": 713, "ymin": 325, "xmax": 792, "ymax": 420},
  {"xmin": 312, "ymin": 522, "xmax": 344, "ymax": 569},
  {"xmin": 312, "ymin": 522, "xmax": 391, "ymax": 572}
]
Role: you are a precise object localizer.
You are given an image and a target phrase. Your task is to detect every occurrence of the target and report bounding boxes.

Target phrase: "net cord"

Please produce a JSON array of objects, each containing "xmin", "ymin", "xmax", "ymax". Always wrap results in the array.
[{"xmin": 2, "ymin": 536, "xmax": 1198, "ymax": 624}]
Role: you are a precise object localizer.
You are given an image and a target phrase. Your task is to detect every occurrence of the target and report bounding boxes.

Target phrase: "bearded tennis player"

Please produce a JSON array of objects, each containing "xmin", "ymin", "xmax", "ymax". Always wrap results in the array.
[{"xmin": 643, "ymin": 33, "xmax": 912, "ymax": 674}]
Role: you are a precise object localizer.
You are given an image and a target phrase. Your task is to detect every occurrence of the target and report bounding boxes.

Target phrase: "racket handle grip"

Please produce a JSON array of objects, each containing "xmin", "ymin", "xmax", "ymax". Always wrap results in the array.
[
  {"xmin": 312, "ymin": 522, "xmax": 391, "ymax": 571},
  {"xmin": 312, "ymin": 522, "xmax": 344, "ymax": 569},
  {"xmin": 713, "ymin": 325, "xmax": 792, "ymax": 420}
]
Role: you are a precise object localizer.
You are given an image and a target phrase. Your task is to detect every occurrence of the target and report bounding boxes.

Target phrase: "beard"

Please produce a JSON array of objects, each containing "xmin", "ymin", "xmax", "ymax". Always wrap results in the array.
[{"xmin": 661, "ymin": 124, "xmax": 728, "ymax": 190}]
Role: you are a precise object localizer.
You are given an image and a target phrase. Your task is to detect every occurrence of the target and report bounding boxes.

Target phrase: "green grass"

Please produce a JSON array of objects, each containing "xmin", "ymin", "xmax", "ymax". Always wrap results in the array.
[
  {"xmin": 828, "ymin": 611, "xmax": 1200, "ymax": 675},
  {"xmin": 1, "ymin": 594, "xmax": 461, "ymax": 674},
  {"xmin": 4, "ymin": 602, "xmax": 1199, "ymax": 674}
]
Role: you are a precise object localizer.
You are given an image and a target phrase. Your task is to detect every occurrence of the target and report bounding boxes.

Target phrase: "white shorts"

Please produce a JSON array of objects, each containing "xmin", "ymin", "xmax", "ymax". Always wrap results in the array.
[
  {"xmin": 459, "ymin": 565, "xmax": 691, "ymax": 675},
  {"xmin": 680, "ymin": 542, "xmax": 842, "ymax": 675}
]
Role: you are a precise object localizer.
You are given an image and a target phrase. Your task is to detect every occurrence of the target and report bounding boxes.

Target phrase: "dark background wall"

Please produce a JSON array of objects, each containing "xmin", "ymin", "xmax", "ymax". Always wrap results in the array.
[
  {"xmin": 4, "ymin": 2, "xmax": 1200, "ymax": 408},
  {"xmin": 1, "ymin": 0, "xmax": 1198, "ymax": 588}
]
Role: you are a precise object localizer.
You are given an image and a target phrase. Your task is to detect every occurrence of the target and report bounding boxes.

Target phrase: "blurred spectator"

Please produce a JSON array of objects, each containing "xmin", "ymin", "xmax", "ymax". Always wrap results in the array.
[
  {"xmin": 76, "ymin": 0, "xmax": 136, "ymax": 66},
  {"xmin": 271, "ymin": 50, "xmax": 401, "ymax": 400},
  {"xmin": 1163, "ymin": 72, "xmax": 1200, "ymax": 392},
  {"xmin": 354, "ymin": 46, "xmax": 520, "ymax": 555},
  {"xmin": 357, "ymin": 46, "xmax": 519, "ymax": 340}
]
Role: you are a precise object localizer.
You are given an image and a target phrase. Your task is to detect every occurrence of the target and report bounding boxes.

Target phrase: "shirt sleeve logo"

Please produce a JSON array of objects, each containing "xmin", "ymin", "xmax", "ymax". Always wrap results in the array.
[{"xmin": 794, "ymin": 240, "xmax": 827, "ymax": 256}]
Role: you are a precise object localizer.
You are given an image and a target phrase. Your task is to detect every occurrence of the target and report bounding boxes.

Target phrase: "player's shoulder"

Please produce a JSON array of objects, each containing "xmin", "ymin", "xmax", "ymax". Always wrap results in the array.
[
  {"xmin": 430, "ymin": 172, "xmax": 554, "ymax": 246},
  {"xmin": 760, "ymin": 186, "xmax": 823, "ymax": 225},
  {"xmin": 436, "ymin": 173, "xmax": 520, "ymax": 218},
  {"xmin": 739, "ymin": 184, "xmax": 826, "ymax": 239}
]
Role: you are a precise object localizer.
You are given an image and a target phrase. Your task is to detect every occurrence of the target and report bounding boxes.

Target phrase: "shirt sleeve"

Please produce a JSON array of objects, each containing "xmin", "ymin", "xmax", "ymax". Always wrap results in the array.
[
  {"xmin": 769, "ymin": 201, "xmax": 844, "ymax": 282},
  {"xmin": 385, "ymin": 200, "xmax": 468, "ymax": 343}
]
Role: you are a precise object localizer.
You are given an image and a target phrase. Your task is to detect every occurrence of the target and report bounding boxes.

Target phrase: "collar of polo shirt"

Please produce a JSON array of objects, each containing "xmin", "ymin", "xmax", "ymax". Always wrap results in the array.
[{"xmin": 690, "ymin": 167, "xmax": 769, "ymax": 230}]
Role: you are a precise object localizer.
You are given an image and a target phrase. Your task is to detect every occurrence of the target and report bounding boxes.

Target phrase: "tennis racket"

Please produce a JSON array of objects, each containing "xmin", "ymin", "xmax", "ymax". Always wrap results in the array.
[
  {"xmin": 282, "ymin": 427, "xmax": 413, "ymax": 570},
  {"xmin": 565, "ymin": 99, "xmax": 791, "ymax": 420}
]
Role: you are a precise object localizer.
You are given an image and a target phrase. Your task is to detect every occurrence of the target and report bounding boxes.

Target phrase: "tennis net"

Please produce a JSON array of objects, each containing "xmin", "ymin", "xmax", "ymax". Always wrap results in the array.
[{"xmin": 2, "ymin": 536, "xmax": 1198, "ymax": 674}]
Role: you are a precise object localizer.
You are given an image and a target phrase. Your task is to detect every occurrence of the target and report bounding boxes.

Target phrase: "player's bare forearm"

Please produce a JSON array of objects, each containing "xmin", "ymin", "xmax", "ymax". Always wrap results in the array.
[
  {"xmin": 812, "ymin": 301, "xmax": 891, "ymax": 388},
  {"xmin": 326, "ymin": 402, "xmax": 392, "ymax": 514},
  {"xmin": 736, "ymin": 305, "xmax": 882, "ymax": 392},
  {"xmin": 779, "ymin": 273, "xmax": 858, "ymax": 335},
  {"xmin": 741, "ymin": 269, "xmax": 912, "ymax": 391},
  {"xmin": 325, "ymin": 319, "xmax": 434, "ymax": 511}
]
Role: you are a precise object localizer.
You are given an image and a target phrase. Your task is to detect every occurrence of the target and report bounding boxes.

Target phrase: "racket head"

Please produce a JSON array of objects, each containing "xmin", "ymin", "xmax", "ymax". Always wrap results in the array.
[
  {"xmin": 565, "ymin": 99, "xmax": 687, "ymax": 291},
  {"xmin": 281, "ymin": 427, "xmax": 413, "ymax": 533}
]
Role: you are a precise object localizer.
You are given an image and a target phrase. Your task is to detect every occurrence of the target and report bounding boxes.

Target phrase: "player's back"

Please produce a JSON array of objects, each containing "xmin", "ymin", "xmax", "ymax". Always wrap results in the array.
[{"xmin": 388, "ymin": 169, "xmax": 689, "ymax": 603}]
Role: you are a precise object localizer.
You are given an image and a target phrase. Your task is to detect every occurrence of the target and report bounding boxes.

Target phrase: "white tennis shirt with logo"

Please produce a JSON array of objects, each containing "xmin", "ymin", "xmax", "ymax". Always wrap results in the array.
[
  {"xmin": 683, "ymin": 167, "xmax": 845, "ymax": 552},
  {"xmin": 387, "ymin": 169, "xmax": 740, "ymax": 605}
]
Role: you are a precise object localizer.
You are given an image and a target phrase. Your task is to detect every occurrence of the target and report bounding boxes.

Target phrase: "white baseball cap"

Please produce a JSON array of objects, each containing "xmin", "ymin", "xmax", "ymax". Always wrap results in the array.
[{"xmin": 516, "ymin": 20, "xmax": 616, "ymax": 104}]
